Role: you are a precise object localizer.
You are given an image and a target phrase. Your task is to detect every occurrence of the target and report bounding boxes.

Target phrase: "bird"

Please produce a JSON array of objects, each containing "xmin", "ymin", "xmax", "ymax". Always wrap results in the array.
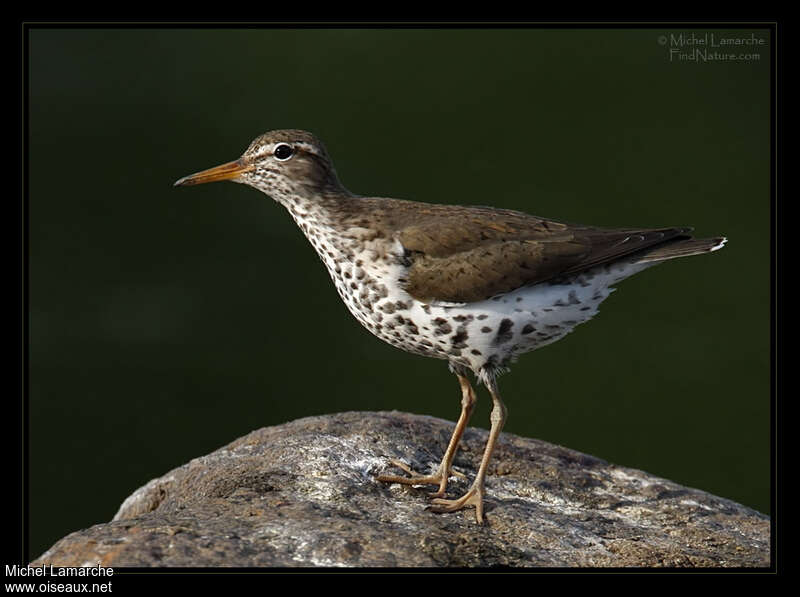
[{"xmin": 174, "ymin": 129, "xmax": 726, "ymax": 524}]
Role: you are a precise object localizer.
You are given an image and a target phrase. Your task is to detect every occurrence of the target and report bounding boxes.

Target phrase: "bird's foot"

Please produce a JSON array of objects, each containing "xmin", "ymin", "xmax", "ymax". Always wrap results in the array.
[
  {"xmin": 428, "ymin": 484, "xmax": 486, "ymax": 524},
  {"xmin": 376, "ymin": 459, "xmax": 465, "ymax": 498}
]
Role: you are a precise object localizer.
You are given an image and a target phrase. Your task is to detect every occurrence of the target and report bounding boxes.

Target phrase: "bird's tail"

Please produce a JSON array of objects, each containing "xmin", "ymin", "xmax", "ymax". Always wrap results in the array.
[{"xmin": 635, "ymin": 236, "xmax": 727, "ymax": 264}]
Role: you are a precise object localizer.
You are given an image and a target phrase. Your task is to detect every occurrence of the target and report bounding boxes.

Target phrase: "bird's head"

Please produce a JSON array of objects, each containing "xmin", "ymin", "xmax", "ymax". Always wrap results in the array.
[{"xmin": 174, "ymin": 129, "xmax": 347, "ymax": 204}]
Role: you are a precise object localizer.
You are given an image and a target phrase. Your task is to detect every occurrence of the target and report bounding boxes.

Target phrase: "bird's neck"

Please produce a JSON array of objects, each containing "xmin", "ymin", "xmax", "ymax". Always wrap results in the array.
[{"xmin": 274, "ymin": 186, "xmax": 353, "ymax": 229}]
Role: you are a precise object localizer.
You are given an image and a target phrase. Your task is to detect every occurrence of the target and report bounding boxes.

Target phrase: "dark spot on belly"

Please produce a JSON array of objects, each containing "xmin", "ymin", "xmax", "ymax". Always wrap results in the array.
[
  {"xmin": 471, "ymin": 349, "xmax": 482, "ymax": 356},
  {"xmin": 433, "ymin": 318, "xmax": 452, "ymax": 336},
  {"xmin": 477, "ymin": 314, "xmax": 488, "ymax": 320},
  {"xmin": 521, "ymin": 324, "xmax": 535, "ymax": 334},
  {"xmin": 481, "ymin": 326, "xmax": 492, "ymax": 333},
  {"xmin": 381, "ymin": 302, "xmax": 396, "ymax": 314},
  {"xmin": 395, "ymin": 300, "xmax": 409, "ymax": 311},
  {"xmin": 493, "ymin": 318, "xmax": 514, "ymax": 345},
  {"xmin": 451, "ymin": 329, "xmax": 469, "ymax": 349},
  {"xmin": 405, "ymin": 318, "xmax": 419, "ymax": 335}
]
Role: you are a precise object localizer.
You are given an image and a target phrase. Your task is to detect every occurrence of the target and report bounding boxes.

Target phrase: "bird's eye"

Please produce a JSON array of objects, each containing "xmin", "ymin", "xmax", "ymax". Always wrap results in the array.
[{"xmin": 273, "ymin": 144, "xmax": 294, "ymax": 161}]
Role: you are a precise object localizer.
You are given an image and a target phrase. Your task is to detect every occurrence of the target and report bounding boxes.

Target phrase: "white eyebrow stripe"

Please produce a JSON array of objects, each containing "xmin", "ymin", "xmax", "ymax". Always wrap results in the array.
[
  {"xmin": 256, "ymin": 141, "xmax": 319, "ymax": 158},
  {"xmin": 294, "ymin": 142, "xmax": 319, "ymax": 154}
]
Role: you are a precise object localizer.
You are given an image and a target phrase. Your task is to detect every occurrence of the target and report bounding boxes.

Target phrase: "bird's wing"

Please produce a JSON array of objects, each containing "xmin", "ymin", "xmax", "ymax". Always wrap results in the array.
[{"xmin": 392, "ymin": 204, "xmax": 690, "ymax": 303}]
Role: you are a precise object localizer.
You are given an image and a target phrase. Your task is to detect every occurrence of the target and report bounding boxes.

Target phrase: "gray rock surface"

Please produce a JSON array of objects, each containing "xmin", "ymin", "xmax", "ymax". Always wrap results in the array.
[{"xmin": 33, "ymin": 411, "xmax": 770, "ymax": 567}]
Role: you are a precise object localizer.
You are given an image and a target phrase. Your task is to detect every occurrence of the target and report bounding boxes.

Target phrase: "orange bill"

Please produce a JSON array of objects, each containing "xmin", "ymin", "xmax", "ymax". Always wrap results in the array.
[{"xmin": 174, "ymin": 159, "xmax": 253, "ymax": 187}]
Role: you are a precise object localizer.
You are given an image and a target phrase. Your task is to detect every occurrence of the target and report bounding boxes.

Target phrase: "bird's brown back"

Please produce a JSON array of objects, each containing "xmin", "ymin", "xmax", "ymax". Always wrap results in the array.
[{"xmin": 328, "ymin": 196, "xmax": 692, "ymax": 303}]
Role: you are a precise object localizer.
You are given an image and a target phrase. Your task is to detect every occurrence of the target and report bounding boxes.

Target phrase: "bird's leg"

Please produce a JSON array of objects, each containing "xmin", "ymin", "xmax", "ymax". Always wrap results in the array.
[
  {"xmin": 377, "ymin": 371, "xmax": 477, "ymax": 497},
  {"xmin": 428, "ymin": 376, "xmax": 507, "ymax": 524}
]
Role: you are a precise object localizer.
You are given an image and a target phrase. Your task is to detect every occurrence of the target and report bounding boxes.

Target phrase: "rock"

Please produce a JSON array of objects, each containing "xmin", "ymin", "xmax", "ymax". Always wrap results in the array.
[{"xmin": 32, "ymin": 411, "xmax": 769, "ymax": 567}]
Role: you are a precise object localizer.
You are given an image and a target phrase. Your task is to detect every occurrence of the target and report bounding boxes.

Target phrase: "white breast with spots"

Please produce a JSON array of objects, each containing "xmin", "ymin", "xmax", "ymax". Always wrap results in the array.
[{"xmin": 293, "ymin": 210, "xmax": 653, "ymax": 377}]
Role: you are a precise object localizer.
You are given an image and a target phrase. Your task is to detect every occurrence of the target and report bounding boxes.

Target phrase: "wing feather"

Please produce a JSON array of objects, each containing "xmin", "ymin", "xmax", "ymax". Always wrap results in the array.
[
  {"xmin": 394, "ymin": 205, "xmax": 690, "ymax": 303},
  {"xmin": 333, "ymin": 197, "xmax": 692, "ymax": 304}
]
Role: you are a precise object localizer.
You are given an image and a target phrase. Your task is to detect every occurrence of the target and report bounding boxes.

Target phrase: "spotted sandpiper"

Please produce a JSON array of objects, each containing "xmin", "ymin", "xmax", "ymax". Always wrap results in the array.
[{"xmin": 175, "ymin": 129, "xmax": 726, "ymax": 523}]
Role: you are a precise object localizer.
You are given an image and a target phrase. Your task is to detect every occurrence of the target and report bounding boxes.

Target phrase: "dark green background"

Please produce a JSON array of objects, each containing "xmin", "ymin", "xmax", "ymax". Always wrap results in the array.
[{"xmin": 28, "ymin": 27, "xmax": 771, "ymax": 559}]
